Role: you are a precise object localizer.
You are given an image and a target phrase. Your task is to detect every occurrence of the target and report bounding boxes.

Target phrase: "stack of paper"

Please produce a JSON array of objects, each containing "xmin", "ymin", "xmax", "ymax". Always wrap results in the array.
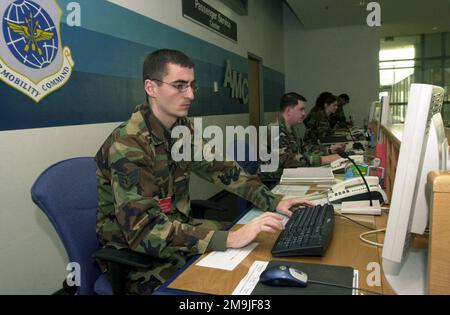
[
  {"xmin": 271, "ymin": 184, "xmax": 310, "ymax": 197},
  {"xmin": 280, "ymin": 167, "xmax": 335, "ymax": 185}
]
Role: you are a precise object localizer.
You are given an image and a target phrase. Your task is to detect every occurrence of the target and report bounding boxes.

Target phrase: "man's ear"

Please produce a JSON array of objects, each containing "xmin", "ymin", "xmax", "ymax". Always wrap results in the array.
[
  {"xmin": 285, "ymin": 106, "xmax": 291, "ymax": 116},
  {"xmin": 144, "ymin": 79, "xmax": 157, "ymax": 98}
]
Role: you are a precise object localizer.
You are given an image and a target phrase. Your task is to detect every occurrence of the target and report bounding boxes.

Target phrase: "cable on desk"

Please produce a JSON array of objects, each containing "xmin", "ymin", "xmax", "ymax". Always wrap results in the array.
[
  {"xmin": 334, "ymin": 213, "xmax": 376, "ymax": 230},
  {"xmin": 359, "ymin": 228, "xmax": 385, "ymax": 247},
  {"xmin": 308, "ymin": 279, "xmax": 382, "ymax": 295}
]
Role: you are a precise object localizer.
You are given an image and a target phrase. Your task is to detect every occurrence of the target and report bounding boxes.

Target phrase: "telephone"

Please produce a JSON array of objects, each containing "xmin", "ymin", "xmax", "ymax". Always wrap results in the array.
[
  {"xmin": 330, "ymin": 155, "xmax": 364, "ymax": 173},
  {"xmin": 348, "ymin": 128, "xmax": 369, "ymax": 143},
  {"xmin": 350, "ymin": 128, "xmax": 365, "ymax": 137},
  {"xmin": 327, "ymin": 176, "xmax": 388, "ymax": 205},
  {"xmin": 344, "ymin": 141, "xmax": 368, "ymax": 152}
]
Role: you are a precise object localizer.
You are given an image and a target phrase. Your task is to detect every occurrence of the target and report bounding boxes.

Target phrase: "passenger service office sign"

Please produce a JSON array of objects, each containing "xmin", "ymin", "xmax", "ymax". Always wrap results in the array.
[{"xmin": 0, "ymin": 0, "xmax": 74, "ymax": 102}]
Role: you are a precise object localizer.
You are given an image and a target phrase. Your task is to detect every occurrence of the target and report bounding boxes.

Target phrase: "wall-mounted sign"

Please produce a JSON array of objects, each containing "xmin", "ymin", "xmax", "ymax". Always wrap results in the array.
[
  {"xmin": 223, "ymin": 60, "xmax": 248, "ymax": 105},
  {"xmin": 182, "ymin": 0, "xmax": 237, "ymax": 42},
  {"xmin": 0, "ymin": 0, "xmax": 74, "ymax": 102}
]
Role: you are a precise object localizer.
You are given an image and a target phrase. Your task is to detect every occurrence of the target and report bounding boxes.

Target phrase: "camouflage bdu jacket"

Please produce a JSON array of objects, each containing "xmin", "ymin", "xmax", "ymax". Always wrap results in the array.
[
  {"xmin": 330, "ymin": 105, "xmax": 347, "ymax": 129},
  {"xmin": 95, "ymin": 102, "xmax": 282, "ymax": 291},
  {"xmin": 303, "ymin": 109, "xmax": 335, "ymax": 145},
  {"xmin": 260, "ymin": 115, "xmax": 324, "ymax": 180}
]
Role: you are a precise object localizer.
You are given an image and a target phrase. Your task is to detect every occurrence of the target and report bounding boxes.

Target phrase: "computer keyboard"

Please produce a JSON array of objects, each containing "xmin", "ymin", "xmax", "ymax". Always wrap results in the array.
[{"xmin": 271, "ymin": 204, "xmax": 335, "ymax": 257}]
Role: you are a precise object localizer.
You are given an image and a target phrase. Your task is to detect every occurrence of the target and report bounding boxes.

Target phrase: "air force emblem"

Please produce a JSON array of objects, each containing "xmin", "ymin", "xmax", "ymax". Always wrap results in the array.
[{"xmin": 0, "ymin": 0, "xmax": 74, "ymax": 102}]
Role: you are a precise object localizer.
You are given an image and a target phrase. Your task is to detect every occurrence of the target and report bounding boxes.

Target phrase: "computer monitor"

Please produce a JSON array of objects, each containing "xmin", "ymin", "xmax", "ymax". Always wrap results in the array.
[
  {"xmin": 368, "ymin": 101, "xmax": 380, "ymax": 123},
  {"xmin": 373, "ymin": 101, "xmax": 382, "ymax": 123},
  {"xmin": 382, "ymin": 84, "xmax": 448, "ymax": 294},
  {"xmin": 380, "ymin": 94, "xmax": 392, "ymax": 126}
]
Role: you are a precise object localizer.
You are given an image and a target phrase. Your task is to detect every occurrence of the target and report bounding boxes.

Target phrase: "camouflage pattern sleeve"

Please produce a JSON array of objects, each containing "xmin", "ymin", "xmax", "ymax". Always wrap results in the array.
[
  {"xmin": 335, "ymin": 106, "xmax": 347, "ymax": 128},
  {"xmin": 278, "ymin": 125, "xmax": 310, "ymax": 169},
  {"xmin": 303, "ymin": 110, "xmax": 332, "ymax": 145},
  {"xmin": 106, "ymin": 137, "xmax": 219, "ymax": 260},
  {"xmin": 191, "ymin": 158, "xmax": 282, "ymax": 212},
  {"xmin": 329, "ymin": 113, "xmax": 338, "ymax": 129},
  {"xmin": 260, "ymin": 120, "xmax": 313, "ymax": 180}
]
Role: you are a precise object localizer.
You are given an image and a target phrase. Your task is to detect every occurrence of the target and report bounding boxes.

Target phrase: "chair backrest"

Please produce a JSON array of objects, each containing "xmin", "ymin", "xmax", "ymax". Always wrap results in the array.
[
  {"xmin": 227, "ymin": 139, "xmax": 259, "ymax": 175},
  {"xmin": 226, "ymin": 140, "xmax": 260, "ymax": 215},
  {"xmin": 31, "ymin": 157, "xmax": 100, "ymax": 295}
]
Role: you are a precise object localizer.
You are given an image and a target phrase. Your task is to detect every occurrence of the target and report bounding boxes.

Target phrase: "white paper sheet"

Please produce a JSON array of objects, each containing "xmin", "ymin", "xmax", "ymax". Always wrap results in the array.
[
  {"xmin": 232, "ymin": 261, "xmax": 269, "ymax": 295},
  {"xmin": 196, "ymin": 243, "xmax": 259, "ymax": 271}
]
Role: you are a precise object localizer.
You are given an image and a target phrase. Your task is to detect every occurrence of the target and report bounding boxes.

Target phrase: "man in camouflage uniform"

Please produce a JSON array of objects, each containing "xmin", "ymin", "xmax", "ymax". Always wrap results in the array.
[
  {"xmin": 260, "ymin": 93, "xmax": 343, "ymax": 180},
  {"xmin": 95, "ymin": 49, "xmax": 313, "ymax": 294},
  {"xmin": 330, "ymin": 94, "xmax": 350, "ymax": 129}
]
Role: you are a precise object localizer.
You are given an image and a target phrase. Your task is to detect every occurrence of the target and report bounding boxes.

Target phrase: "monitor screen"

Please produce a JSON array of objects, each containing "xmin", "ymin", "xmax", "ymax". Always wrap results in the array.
[
  {"xmin": 380, "ymin": 95, "xmax": 392, "ymax": 126},
  {"xmin": 368, "ymin": 101, "xmax": 380, "ymax": 123},
  {"xmin": 382, "ymin": 84, "xmax": 448, "ymax": 294}
]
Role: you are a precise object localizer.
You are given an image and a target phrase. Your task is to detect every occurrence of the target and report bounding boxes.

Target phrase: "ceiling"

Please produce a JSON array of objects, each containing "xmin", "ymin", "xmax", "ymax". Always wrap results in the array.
[{"xmin": 285, "ymin": 0, "xmax": 450, "ymax": 37}]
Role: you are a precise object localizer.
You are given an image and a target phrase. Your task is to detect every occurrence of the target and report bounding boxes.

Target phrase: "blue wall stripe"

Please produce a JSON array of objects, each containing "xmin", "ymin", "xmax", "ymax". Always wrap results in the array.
[{"xmin": 0, "ymin": 70, "xmax": 279, "ymax": 130}]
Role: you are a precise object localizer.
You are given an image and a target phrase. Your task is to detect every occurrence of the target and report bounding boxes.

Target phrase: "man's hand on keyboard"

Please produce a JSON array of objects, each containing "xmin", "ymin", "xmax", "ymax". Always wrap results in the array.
[
  {"xmin": 226, "ymin": 212, "xmax": 284, "ymax": 249},
  {"xmin": 275, "ymin": 198, "xmax": 315, "ymax": 217}
]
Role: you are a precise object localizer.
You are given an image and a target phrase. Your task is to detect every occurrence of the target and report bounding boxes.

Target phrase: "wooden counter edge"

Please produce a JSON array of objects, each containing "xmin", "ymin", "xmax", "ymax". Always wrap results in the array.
[{"xmin": 427, "ymin": 171, "xmax": 450, "ymax": 294}]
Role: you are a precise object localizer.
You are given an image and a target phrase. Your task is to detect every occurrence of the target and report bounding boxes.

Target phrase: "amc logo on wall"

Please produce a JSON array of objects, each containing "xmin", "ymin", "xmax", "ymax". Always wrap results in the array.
[{"xmin": 0, "ymin": 0, "xmax": 74, "ymax": 102}]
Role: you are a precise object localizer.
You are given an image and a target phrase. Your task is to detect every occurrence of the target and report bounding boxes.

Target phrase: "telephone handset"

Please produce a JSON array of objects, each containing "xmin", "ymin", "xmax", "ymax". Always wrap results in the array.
[
  {"xmin": 327, "ymin": 176, "xmax": 388, "ymax": 205},
  {"xmin": 330, "ymin": 155, "xmax": 364, "ymax": 172},
  {"xmin": 350, "ymin": 128, "xmax": 365, "ymax": 137}
]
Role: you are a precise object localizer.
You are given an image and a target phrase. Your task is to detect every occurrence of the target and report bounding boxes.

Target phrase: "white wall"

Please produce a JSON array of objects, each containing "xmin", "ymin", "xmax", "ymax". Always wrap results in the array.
[
  {"xmin": 0, "ymin": 1, "xmax": 285, "ymax": 294},
  {"xmin": 283, "ymin": 5, "xmax": 380, "ymax": 127},
  {"xmin": 107, "ymin": 0, "xmax": 285, "ymax": 73}
]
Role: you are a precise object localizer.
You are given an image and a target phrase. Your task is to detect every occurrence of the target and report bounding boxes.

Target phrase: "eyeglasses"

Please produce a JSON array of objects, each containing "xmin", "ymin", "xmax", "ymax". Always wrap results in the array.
[{"xmin": 151, "ymin": 79, "xmax": 199, "ymax": 94}]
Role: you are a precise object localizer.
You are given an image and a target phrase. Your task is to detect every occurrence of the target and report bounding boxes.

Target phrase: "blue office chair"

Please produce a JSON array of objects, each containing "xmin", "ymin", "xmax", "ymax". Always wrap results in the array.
[
  {"xmin": 31, "ymin": 157, "xmax": 226, "ymax": 294},
  {"xmin": 226, "ymin": 140, "xmax": 260, "ymax": 214},
  {"xmin": 228, "ymin": 139, "xmax": 260, "ymax": 175},
  {"xmin": 31, "ymin": 157, "xmax": 157, "ymax": 294},
  {"xmin": 227, "ymin": 139, "xmax": 279, "ymax": 214}
]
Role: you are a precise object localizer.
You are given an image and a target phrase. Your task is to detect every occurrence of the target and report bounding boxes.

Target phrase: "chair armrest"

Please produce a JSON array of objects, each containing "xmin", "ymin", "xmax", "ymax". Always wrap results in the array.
[
  {"xmin": 191, "ymin": 200, "xmax": 227, "ymax": 212},
  {"xmin": 262, "ymin": 179, "xmax": 278, "ymax": 189},
  {"xmin": 92, "ymin": 247, "xmax": 154, "ymax": 269}
]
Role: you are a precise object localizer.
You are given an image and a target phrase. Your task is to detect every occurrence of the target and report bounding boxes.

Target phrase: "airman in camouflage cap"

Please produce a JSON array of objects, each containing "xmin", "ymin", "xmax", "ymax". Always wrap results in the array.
[
  {"xmin": 260, "ymin": 93, "xmax": 342, "ymax": 181},
  {"xmin": 330, "ymin": 93, "xmax": 350, "ymax": 129},
  {"xmin": 95, "ymin": 49, "xmax": 313, "ymax": 294}
]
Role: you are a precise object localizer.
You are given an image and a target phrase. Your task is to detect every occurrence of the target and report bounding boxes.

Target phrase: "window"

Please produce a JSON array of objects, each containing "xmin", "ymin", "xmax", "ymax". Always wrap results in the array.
[
  {"xmin": 446, "ymin": 33, "xmax": 450, "ymax": 56},
  {"xmin": 379, "ymin": 47, "xmax": 416, "ymax": 86},
  {"xmin": 379, "ymin": 33, "xmax": 450, "ymax": 126},
  {"xmin": 424, "ymin": 33, "xmax": 442, "ymax": 58}
]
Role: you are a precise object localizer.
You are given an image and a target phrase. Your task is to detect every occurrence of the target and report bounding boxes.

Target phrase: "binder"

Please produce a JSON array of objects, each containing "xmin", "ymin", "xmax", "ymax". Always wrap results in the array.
[{"xmin": 251, "ymin": 260, "xmax": 354, "ymax": 295}]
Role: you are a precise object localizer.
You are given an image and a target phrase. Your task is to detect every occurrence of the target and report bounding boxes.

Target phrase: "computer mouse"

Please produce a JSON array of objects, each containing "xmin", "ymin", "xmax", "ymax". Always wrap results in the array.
[
  {"xmin": 352, "ymin": 142, "xmax": 364, "ymax": 150},
  {"xmin": 259, "ymin": 265, "xmax": 308, "ymax": 287}
]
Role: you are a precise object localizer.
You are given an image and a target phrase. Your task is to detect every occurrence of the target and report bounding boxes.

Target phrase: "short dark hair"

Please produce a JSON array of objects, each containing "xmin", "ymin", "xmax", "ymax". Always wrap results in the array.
[
  {"xmin": 142, "ymin": 49, "xmax": 194, "ymax": 84},
  {"xmin": 280, "ymin": 92, "xmax": 307, "ymax": 112},
  {"xmin": 338, "ymin": 93, "xmax": 350, "ymax": 102}
]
